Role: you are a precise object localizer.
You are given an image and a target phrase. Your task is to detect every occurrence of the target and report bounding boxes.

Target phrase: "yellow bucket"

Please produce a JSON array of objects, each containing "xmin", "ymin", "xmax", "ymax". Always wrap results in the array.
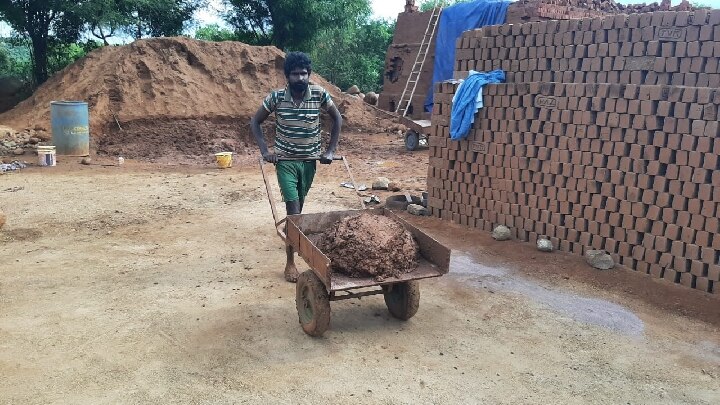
[{"xmin": 214, "ymin": 152, "xmax": 233, "ymax": 169}]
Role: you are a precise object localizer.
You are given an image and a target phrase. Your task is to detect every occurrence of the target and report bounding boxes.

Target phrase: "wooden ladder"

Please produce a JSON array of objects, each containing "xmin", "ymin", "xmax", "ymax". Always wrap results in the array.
[{"xmin": 395, "ymin": 4, "xmax": 442, "ymax": 117}]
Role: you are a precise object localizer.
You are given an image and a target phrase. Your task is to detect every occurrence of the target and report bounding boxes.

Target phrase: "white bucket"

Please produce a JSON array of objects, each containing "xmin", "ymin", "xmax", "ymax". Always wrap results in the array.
[{"xmin": 37, "ymin": 146, "xmax": 57, "ymax": 167}]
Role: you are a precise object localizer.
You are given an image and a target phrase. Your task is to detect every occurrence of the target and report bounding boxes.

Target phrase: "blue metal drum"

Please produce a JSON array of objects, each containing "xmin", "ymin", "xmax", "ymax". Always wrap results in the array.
[{"xmin": 50, "ymin": 101, "xmax": 90, "ymax": 156}]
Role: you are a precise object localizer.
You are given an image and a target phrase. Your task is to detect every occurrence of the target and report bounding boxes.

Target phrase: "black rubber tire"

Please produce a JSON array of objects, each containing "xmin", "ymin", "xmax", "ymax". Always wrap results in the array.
[
  {"xmin": 382, "ymin": 281, "xmax": 420, "ymax": 320},
  {"xmin": 405, "ymin": 130, "xmax": 420, "ymax": 151},
  {"xmin": 296, "ymin": 270, "xmax": 331, "ymax": 337}
]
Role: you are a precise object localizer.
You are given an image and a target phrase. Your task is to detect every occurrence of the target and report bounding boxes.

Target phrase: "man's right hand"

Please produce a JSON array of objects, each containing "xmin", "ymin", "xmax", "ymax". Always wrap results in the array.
[{"xmin": 262, "ymin": 152, "xmax": 278, "ymax": 164}]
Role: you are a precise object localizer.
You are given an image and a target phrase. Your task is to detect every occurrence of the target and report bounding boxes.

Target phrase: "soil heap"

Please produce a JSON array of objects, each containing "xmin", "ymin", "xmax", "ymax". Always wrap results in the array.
[
  {"xmin": 318, "ymin": 212, "xmax": 419, "ymax": 280},
  {"xmin": 0, "ymin": 37, "xmax": 394, "ymax": 160}
]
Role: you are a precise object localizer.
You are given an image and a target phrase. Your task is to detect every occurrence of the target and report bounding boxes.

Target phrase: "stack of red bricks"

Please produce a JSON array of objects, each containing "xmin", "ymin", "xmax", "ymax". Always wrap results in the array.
[
  {"xmin": 427, "ymin": 11, "xmax": 720, "ymax": 294},
  {"xmin": 456, "ymin": 10, "xmax": 720, "ymax": 87},
  {"xmin": 506, "ymin": 0, "xmax": 608, "ymax": 23}
]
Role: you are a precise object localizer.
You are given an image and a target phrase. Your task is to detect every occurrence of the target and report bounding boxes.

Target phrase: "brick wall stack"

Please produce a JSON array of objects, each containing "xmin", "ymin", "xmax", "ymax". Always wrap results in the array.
[
  {"xmin": 427, "ymin": 11, "xmax": 720, "ymax": 294},
  {"xmin": 456, "ymin": 10, "xmax": 720, "ymax": 87}
]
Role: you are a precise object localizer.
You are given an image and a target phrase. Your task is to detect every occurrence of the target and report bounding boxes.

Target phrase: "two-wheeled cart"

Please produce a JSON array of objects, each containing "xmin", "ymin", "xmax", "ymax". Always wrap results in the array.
[{"xmin": 260, "ymin": 157, "xmax": 451, "ymax": 336}]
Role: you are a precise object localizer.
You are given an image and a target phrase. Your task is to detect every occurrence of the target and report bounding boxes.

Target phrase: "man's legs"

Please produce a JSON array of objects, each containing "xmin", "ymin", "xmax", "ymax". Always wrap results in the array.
[{"xmin": 277, "ymin": 160, "xmax": 316, "ymax": 283}]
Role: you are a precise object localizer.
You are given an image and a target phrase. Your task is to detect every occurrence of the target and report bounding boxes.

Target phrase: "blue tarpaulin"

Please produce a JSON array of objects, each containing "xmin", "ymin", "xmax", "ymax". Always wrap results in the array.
[{"xmin": 423, "ymin": 0, "xmax": 509, "ymax": 112}]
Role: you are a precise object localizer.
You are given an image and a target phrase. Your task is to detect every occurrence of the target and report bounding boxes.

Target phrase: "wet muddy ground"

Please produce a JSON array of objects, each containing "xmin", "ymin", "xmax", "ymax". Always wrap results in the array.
[{"xmin": 1, "ymin": 158, "xmax": 719, "ymax": 404}]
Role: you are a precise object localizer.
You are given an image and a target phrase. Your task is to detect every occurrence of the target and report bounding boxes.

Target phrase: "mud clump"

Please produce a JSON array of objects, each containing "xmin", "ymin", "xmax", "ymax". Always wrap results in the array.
[{"xmin": 318, "ymin": 212, "xmax": 419, "ymax": 280}]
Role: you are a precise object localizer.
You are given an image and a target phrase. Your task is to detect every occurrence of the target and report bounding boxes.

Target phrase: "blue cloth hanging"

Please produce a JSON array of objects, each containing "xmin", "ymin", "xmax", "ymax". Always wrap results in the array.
[{"xmin": 450, "ymin": 70, "xmax": 505, "ymax": 140}]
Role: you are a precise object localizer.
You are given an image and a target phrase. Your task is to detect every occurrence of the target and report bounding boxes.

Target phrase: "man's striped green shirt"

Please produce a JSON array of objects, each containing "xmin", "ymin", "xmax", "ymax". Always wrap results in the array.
[{"xmin": 262, "ymin": 85, "xmax": 334, "ymax": 157}]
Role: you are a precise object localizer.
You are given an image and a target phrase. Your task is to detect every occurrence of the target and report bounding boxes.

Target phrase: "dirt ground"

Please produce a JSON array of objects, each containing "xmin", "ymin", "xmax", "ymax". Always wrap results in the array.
[{"xmin": 1, "ymin": 135, "xmax": 719, "ymax": 404}]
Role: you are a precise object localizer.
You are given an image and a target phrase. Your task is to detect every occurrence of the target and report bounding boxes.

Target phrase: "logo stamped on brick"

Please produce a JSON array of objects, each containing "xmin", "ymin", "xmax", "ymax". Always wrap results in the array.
[
  {"xmin": 471, "ymin": 142, "xmax": 488, "ymax": 153},
  {"xmin": 657, "ymin": 27, "xmax": 686, "ymax": 41},
  {"xmin": 625, "ymin": 56, "xmax": 656, "ymax": 71},
  {"xmin": 661, "ymin": 86, "xmax": 670, "ymax": 100},
  {"xmin": 534, "ymin": 95, "xmax": 557, "ymax": 109}
]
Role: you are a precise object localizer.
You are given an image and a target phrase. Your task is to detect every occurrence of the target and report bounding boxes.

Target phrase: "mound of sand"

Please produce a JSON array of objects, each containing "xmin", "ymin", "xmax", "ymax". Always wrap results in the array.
[
  {"xmin": 0, "ymin": 37, "xmax": 395, "ymax": 160},
  {"xmin": 318, "ymin": 212, "xmax": 419, "ymax": 280}
]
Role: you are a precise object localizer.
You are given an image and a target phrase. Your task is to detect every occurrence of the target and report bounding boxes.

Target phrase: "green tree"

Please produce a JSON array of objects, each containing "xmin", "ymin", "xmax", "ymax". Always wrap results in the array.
[
  {"xmin": 311, "ymin": 18, "xmax": 394, "ymax": 93},
  {"xmin": 47, "ymin": 39, "xmax": 103, "ymax": 75},
  {"xmin": 0, "ymin": 0, "xmax": 85, "ymax": 85},
  {"xmin": 0, "ymin": 37, "xmax": 32, "ymax": 81},
  {"xmin": 82, "ymin": 0, "xmax": 128, "ymax": 45},
  {"xmin": 194, "ymin": 24, "xmax": 238, "ymax": 42},
  {"xmin": 223, "ymin": 0, "xmax": 371, "ymax": 50},
  {"xmin": 120, "ymin": 0, "xmax": 205, "ymax": 39}
]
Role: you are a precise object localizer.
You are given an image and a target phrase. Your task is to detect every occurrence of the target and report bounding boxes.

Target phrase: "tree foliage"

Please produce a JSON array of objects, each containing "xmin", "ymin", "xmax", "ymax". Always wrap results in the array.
[
  {"xmin": 121, "ymin": 0, "xmax": 204, "ymax": 40},
  {"xmin": 223, "ymin": 0, "xmax": 371, "ymax": 50},
  {"xmin": 0, "ymin": 0, "xmax": 84, "ymax": 85},
  {"xmin": 310, "ymin": 18, "xmax": 394, "ymax": 93},
  {"xmin": 81, "ymin": 0, "xmax": 128, "ymax": 45},
  {"xmin": 194, "ymin": 24, "xmax": 238, "ymax": 42}
]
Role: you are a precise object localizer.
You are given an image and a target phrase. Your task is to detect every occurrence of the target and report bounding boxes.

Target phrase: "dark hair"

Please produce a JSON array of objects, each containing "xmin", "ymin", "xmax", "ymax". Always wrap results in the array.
[{"xmin": 284, "ymin": 52, "xmax": 312, "ymax": 77}]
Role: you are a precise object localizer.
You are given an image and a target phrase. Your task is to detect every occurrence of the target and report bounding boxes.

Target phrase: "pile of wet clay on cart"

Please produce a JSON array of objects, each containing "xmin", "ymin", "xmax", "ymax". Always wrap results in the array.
[{"xmin": 317, "ymin": 212, "xmax": 419, "ymax": 280}]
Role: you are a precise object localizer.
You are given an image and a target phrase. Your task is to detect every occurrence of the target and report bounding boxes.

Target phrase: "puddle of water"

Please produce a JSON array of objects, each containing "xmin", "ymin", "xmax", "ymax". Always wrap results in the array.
[{"xmin": 450, "ymin": 253, "xmax": 645, "ymax": 337}]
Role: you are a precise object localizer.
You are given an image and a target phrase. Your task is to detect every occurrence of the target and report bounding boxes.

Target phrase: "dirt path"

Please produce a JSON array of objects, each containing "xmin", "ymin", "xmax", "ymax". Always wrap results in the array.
[{"xmin": 1, "ymin": 159, "xmax": 719, "ymax": 404}]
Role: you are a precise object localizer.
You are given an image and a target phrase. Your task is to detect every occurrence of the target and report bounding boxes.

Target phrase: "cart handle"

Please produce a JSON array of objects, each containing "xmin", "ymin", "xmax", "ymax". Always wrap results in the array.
[{"xmin": 259, "ymin": 155, "xmax": 366, "ymax": 242}]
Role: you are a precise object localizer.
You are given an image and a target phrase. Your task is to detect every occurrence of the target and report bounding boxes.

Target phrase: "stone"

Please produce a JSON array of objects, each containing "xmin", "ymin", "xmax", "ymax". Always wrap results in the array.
[
  {"xmin": 81, "ymin": 157, "xmax": 92, "ymax": 165},
  {"xmin": 364, "ymin": 92, "xmax": 379, "ymax": 105},
  {"xmin": 492, "ymin": 225, "xmax": 511, "ymax": 241},
  {"xmin": 585, "ymin": 250, "xmax": 615, "ymax": 270},
  {"xmin": 537, "ymin": 238, "xmax": 554, "ymax": 252},
  {"xmin": 0, "ymin": 209, "xmax": 5, "ymax": 229},
  {"xmin": 388, "ymin": 182, "xmax": 402, "ymax": 192},
  {"xmin": 364, "ymin": 195, "xmax": 380, "ymax": 205},
  {"xmin": 347, "ymin": 85, "xmax": 361, "ymax": 94},
  {"xmin": 372, "ymin": 177, "xmax": 391, "ymax": 190},
  {"xmin": 13, "ymin": 148, "xmax": 24, "ymax": 155},
  {"xmin": 407, "ymin": 204, "xmax": 428, "ymax": 216},
  {"xmin": 28, "ymin": 137, "xmax": 40, "ymax": 144}
]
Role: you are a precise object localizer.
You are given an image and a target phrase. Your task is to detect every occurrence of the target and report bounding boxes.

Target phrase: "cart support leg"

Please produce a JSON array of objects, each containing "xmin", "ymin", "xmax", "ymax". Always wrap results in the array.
[{"xmin": 284, "ymin": 200, "xmax": 302, "ymax": 283}]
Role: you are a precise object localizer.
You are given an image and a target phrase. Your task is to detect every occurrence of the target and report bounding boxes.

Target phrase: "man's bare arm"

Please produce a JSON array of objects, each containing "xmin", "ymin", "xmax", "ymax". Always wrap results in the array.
[
  {"xmin": 250, "ymin": 106, "xmax": 276, "ymax": 163},
  {"xmin": 321, "ymin": 104, "xmax": 342, "ymax": 164}
]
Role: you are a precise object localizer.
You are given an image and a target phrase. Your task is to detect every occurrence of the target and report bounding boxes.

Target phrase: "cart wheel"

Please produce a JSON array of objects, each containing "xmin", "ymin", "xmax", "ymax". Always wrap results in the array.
[
  {"xmin": 382, "ymin": 281, "xmax": 420, "ymax": 320},
  {"xmin": 296, "ymin": 270, "xmax": 331, "ymax": 337},
  {"xmin": 405, "ymin": 130, "xmax": 420, "ymax": 151}
]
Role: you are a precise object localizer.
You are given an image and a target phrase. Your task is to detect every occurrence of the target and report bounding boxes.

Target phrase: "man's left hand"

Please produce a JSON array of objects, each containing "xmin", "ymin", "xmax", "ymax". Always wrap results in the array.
[{"xmin": 320, "ymin": 150, "xmax": 335, "ymax": 164}]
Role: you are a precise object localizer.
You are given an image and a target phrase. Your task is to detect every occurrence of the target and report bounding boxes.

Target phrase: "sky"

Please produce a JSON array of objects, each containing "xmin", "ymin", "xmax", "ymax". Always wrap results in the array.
[{"xmin": 194, "ymin": 0, "xmax": 404, "ymax": 27}]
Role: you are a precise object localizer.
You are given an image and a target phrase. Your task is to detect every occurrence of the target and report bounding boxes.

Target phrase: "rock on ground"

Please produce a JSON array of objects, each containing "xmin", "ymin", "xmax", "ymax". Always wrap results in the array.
[
  {"xmin": 407, "ymin": 204, "xmax": 428, "ymax": 216},
  {"xmin": 492, "ymin": 225, "xmax": 511, "ymax": 241},
  {"xmin": 364, "ymin": 92, "xmax": 378, "ymax": 105},
  {"xmin": 585, "ymin": 250, "xmax": 615, "ymax": 270},
  {"xmin": 372, "ymin": 177, "xmax": 391, "ymax": 190},
  {"xmin": 388, "ymin": 182, "xmax": 402, "ymax": 192},
  {"xmin": 0, "ymin": 209, "xmax": 5, "ymax": 229},
  {"xmin": 537, "ymin": 238, "xmax": 554, "ymax": 252},
  {"xmin": 317, "ymin": 212, "xmax": 419, "ymax": 279},
  {"xmin": 347, "ymin": 85, "xmax": 361, "ymax": 94}
]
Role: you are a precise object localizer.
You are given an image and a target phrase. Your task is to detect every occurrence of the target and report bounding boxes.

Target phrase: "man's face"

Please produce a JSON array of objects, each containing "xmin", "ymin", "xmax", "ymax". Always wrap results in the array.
[{"xmin": 288, "ymin": 68, "xmax": 309, "ymax": 93}]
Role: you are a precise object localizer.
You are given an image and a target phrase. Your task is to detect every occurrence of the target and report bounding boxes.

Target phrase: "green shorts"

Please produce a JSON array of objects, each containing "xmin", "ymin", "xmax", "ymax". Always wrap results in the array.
[{"xmin": 276, "ymin": 160, "xmax": 317, "ymax": 202}]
